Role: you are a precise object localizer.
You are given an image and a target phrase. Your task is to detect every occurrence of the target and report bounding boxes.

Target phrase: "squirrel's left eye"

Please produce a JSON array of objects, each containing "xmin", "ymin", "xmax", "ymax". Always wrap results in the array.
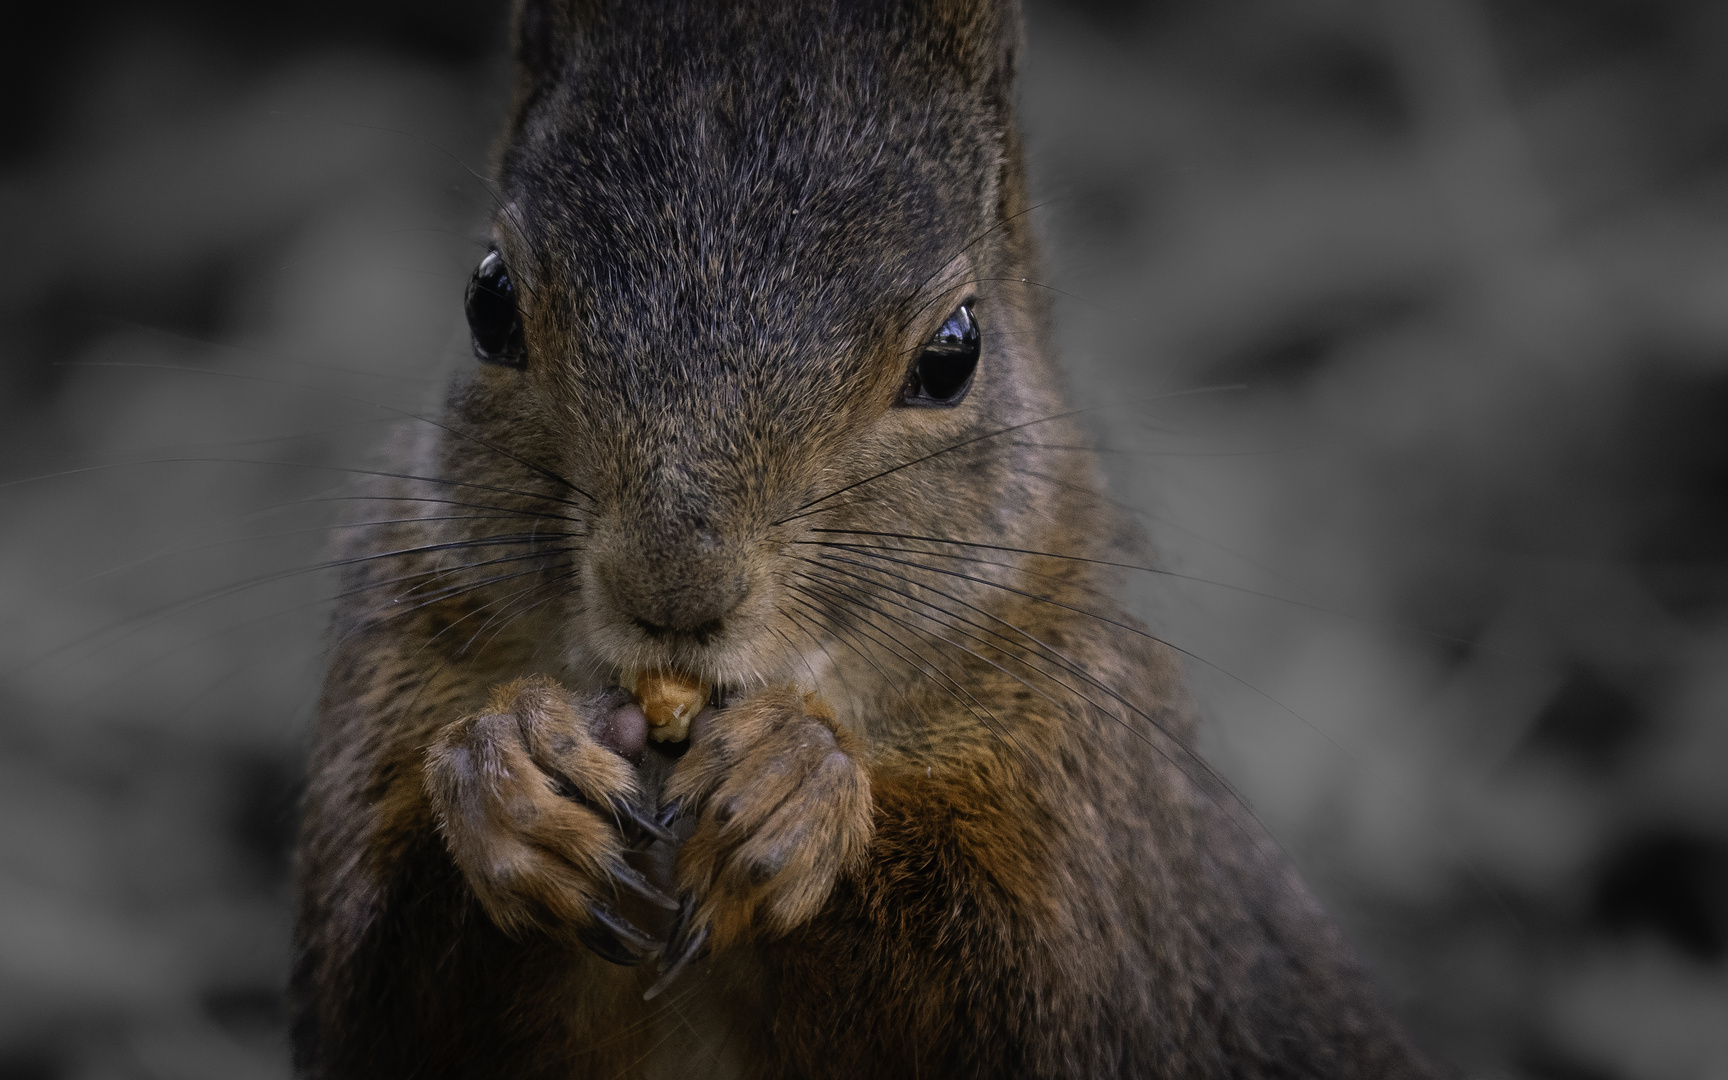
[
  {"xmin": 466, "ymin": 251, "xmax": 526, "ymax": 368},
  {"xmin": 901, "ymin": 302, "xmax": 979, "ymax": 407}
]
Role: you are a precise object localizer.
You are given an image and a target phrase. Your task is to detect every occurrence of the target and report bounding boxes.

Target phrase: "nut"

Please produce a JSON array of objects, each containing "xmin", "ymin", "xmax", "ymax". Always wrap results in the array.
[{"xmin": 631, "ymin": 668, "xmax": 709, "ymax": 744}]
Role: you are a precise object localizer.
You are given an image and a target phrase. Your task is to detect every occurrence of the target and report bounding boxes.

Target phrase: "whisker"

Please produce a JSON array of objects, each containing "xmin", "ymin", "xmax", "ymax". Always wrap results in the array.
[
  {"xmin": 353, "ymin": 566, "xmax": 578, "ymax": 732},
  {"xmin": 310, "ymin": 491, "xmax": 582, "ymax": 523},
  {"xmin": 48, "ymin": 549, "xmax": 578, "ymax": 721},
  {"xmin": 805, "ymin": 544, "xmax": 1521, "ymax": 929},
  {"xmin": 261, "ymin": 111, "xmax": 549, "ymax": 316},
  {"xmin": 777, "ymin": 383, "xmax": 1246, "ymax": 525},
  {"xmin": 799, "ymin": 566, "xmax": 1067, "ymax": 731},
  {"xmin": 13, "ymin": 533, "xmax": 580, "ymax": 680},
  {"xmin": 0, "ymin": 415, "xmax": 401, "ymax": 466},
  {"xmin": 806, "ymin": 546, "xmax": 1373, "ymax": 813},
  {"xmin": 767, "ymin": 618, "xmax": 823, "ymax": 689},
  {"xmin": 1005, "ymin": 440, "xmax": 1319, "ymax": 460},
  {"xmin": 784, "ymin": 581, "xmax": 915, "ymax": 687},
  {"xmin": 1016, "ymin": 463, "xmax": 1327, "ymax": 609},
  {"xmin": 904, "ymin": 273, "xmax": 1141, "ymax": 332},
  {"xmin": 116, "ymin": 357, "xmax": 594, "ymax": 501},
  {"xmin": 801, "ymin": 557, "xmax": 1206, "ymax": 779},
  {"xmin": 799, "ymin": 556, "xmax": 1268, "ymax": 844},
  {"xmin": 898, "ymin": 197, "xmax": 1060, "ymax": 321},
  {"xmin": 782, "ymin": 576, "xmax": 930, "ymax": 688},
  {"xmin": 264, "ymin": 109, "xmax": 510, "ymax": 215},
  {"xmin": 785, "ymin": 579, "xmax": 1023, "ymax": 759},
  {"xmin": 460, "ymin": 568, "xmax": 586, "ymax": 659},
  {"xmin": 429, "ymin": 568, "xmax": 577, "ymax": 660},
  {"xmin": 770, "ymin": 604, "xmax": 866, "ymax": 708},
  {"xmin": 804, "ymin": 555, "xmax": 1137, "ymax": 725},
  {"xmin": 780, "ymin": 595, "xmax": 902, "ymax": 703},
  {"xmin": 801, "ymin": 531, "xmax": 1419, "ymax": 638},
  {"xmin": 73, "ymin": 513, "xmax": 549, "ymax": 590},
  {"xmin": 799, "ymin": 538, "xmax": 1121, "ymax": 606},
  {"xmin": 785, "ymin": 581, "xmax": 1008, "ymax": 752},
  {"xmin": 779, "ymin": 587, "xmax": 923, "ymax": 720},
  {"xmin": 1, "ymin": 453, "xmax": 590, "ymax": 513},
  {"xmin": 883, "ymin": 209, "xmax": 1067, "ymax": 347},
  {"xmin": 350, "ymin": 550, "xmax": 581, "ymax": 622},
  {"xmin": 46, "ymin": 310, "xmax": 432, "ymax": 388},
  {"xmin": 61, "ymin": 358, "xmax": 597, "ymax": 504},
  {"xmin": 812, "ymin": 525, "xmax": 1472, "ymax": 652}
]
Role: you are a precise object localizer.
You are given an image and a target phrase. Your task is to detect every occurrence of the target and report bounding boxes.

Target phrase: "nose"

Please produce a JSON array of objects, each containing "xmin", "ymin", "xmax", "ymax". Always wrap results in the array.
[{"xmin": 595, "ymin": 528, "xmax": 750, "ymax": 645}]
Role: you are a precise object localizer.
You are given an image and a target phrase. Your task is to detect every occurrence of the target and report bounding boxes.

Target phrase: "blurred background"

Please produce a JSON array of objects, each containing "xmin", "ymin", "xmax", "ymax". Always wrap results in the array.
[{"xmin": 1, "ymin": 0, "xmax": 1725, "ymax": 1076}]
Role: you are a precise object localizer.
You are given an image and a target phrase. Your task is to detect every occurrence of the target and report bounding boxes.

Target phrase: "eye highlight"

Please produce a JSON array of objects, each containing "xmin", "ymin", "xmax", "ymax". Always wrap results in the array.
[
  {"xmin": 466, "ymin": 251, "xmax": 527, "ymax": 367},
  {"xmin": 901, "ymin": 302, "xmax": 980, "ymax": 407}
]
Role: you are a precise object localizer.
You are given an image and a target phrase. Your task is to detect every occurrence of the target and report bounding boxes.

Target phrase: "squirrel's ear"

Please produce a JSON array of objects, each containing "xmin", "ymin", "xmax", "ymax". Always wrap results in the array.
[
  {"xmin": 508, "ymin": 0, "xmax": 602, "ymax": 132},
  {"xmin": 919, "ymin": 0, "xmax": 1022, "ymax": 102}
]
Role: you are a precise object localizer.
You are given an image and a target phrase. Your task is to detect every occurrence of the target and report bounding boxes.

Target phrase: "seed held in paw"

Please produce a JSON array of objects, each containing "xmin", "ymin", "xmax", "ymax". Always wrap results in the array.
[{"xmin": 632, "ymin": 668, "xmax": 708, "ymax": 743}]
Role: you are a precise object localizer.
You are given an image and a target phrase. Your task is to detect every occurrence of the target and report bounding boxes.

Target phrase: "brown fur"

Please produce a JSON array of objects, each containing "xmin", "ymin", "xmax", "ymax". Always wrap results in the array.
[{"xmin": 290, "ymin": 1, "xmax": 1443, "ymax": 1076}]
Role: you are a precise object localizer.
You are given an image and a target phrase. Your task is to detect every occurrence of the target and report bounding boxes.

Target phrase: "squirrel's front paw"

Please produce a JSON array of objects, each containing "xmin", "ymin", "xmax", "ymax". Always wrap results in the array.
[
  {"xmin": 654, "ymin": 689, "xmax": 872, "ymax": 992},
  {"xmin": 424, "ymin": 676, "xmax": 678, "ymax": 965}
]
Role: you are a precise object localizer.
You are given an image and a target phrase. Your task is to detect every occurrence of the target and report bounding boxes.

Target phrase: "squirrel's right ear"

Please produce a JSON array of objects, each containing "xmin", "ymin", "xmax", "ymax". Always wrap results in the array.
[
  {"xmin": 508, "ymin": 0, "xmax": 602, "ymax": 132},
  {"xmin": 918, "ymin": 0, "xmax": 1023, "ymax": 104}
]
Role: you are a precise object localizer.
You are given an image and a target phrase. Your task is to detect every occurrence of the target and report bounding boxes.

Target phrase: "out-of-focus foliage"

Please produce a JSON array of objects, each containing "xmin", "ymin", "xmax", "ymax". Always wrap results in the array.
[
  {"xmin": 0, "ymin": 1, "xmax": 1723, "ymax": 1077},
  {"xmin": 1025, "ymin": 3, "xmax": 1728, "ymax": 1076}
]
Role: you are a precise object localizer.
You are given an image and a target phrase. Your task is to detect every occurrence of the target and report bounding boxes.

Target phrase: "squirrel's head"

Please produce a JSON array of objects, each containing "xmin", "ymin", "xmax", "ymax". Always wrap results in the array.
[{"xmin": 453, "ymin": 0, "xmax": 1081, "ymax": 698}]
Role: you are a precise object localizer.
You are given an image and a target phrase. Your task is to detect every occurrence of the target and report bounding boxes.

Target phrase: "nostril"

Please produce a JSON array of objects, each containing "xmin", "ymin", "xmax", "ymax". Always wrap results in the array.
[{"xmin": 632, "ymin": 615, "xmax": 729, "ymax": 645}]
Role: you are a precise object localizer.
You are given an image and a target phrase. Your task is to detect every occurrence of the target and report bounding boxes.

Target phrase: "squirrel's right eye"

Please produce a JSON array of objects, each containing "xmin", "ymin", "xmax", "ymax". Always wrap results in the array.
[
  {"xmin": 466, "ymin": 251, "xmax": 526, "ymax": 367},
  {"xmin": 900, "ymin": 302, "xmax": 979, "ymax": 407}
]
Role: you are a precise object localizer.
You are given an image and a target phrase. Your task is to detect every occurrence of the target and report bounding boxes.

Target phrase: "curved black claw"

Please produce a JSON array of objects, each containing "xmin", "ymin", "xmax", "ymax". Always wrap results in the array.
[
  {"xmin": 548, "ymin": 771, "xmax": 591, "ymax": 807},
  {"xmin": 578, "ymin": 899, "xmax": 660, "ymax": 967},
  {"xmin": 643, "ymin": 895, "xmax": 710, "ymax": 1000},
  {"xmin": 613, "ymin": 799, "xmax": 679, "ymax": 845},
  {"xmin": 609, "ymin": 860, "xmax": 679, "ymax": 911},
  {"xmin": 654, "ymin": 799, "xmax": 682, "ymax": 831}
]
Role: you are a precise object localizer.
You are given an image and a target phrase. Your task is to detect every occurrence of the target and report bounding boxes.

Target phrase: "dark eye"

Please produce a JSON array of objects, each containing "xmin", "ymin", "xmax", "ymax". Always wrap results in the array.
[
  {"xmin": 466, "ymin": 250, "xmax": 527, "ymax": 367},
  {"xmin": 901, "ymin": 302, "xmax": 979, "ymax": 407}
]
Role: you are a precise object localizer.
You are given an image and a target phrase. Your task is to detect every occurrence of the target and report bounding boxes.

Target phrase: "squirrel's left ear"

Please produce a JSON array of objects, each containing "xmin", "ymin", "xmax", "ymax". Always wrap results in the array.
[
  {"xmin": 919, "ymin": 0, "xmax": 1022, "ymax": 104},
  {"xmin": 507, "ymin": 0, "xmax": 602, "ymax": 139}
]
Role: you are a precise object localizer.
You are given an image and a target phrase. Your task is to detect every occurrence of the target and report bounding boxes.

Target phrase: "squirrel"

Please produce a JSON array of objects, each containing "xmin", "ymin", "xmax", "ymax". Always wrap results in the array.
[{"xmin": 290, "ymin": 1, "xmax": 1443, "ymax": 1076}]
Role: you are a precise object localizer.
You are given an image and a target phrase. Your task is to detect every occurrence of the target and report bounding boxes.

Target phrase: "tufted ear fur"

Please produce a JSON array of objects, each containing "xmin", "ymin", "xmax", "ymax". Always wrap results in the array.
[
  {"xmin": 915, "ymin": 0, "xmax": 1022, "ymax": 104},
  {"xmin": 507, "ymin": 0, "xmax": 603, "ymax": 137}
]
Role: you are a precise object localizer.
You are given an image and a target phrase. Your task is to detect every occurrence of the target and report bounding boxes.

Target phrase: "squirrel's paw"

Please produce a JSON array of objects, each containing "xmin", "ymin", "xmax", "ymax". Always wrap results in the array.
[
  {"xmin": 424, "ymin": 676, "xmax": 678, "ymax": 965},
  {"xmin": 653, "ymin": 688, "xmax": 872, "ymax": 994}
]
